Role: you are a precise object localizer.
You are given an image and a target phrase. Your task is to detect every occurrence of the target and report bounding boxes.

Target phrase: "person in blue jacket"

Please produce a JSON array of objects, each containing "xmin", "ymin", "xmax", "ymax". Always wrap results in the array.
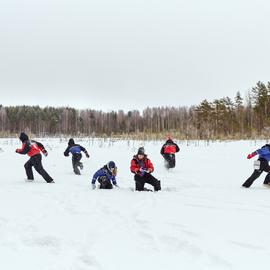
[
  {"xmin": 242, "ymin": 144, "xmax": 270, "ymax": 188},
  {"xmin": 91, "ymin": 161, "xmax": 119, "ymax": 189},
  {"xmin": 64, "ymin": 138, "xmax": 90, "ymax": 175}
]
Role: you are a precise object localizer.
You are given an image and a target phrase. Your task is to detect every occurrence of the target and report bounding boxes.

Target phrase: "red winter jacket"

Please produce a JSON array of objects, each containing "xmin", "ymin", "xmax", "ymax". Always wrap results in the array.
[
  {"xmin": 16, "ymin": 140, "xmax": 47, "ymax": 157},
  {"xmin": 161, "ymin": 140, "xmax": 180, "ymax": 155},
  {"xmin": 130, "ymin": 155, "xmax": 154, "ymax": 174}
]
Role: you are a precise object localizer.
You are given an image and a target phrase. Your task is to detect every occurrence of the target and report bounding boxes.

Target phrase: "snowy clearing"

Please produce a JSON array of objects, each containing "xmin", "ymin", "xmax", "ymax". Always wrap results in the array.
[{"xmin": 0, "ymin": 138, "xmax": 270, "ymax": 270}]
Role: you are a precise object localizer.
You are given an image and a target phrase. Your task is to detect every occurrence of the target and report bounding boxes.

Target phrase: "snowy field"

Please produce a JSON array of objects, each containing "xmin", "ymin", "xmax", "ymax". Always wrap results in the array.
[{"xmin": 0, "ymin": 138, "xmax": 270, "ymax": 270}]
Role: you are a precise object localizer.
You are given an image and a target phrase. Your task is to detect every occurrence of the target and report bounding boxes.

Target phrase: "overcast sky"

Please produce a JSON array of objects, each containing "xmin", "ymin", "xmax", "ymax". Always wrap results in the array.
[{"xmin": 0, "ymin": 0, "xmax": 270, "ymax": 111}]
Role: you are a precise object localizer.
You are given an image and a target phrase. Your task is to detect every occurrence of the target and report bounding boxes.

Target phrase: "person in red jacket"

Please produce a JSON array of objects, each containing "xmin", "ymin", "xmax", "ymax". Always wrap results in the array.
[
  {"xmin": 16, "ymin": 132, "xmax": 54, "ymax": 183},
  {"xmin": 130, "ymin": 147, "xmax": 161, "ymax": 191},
  {"xmin": 160, "ymin": 136, "xmax": 180, "ymax": 169}
]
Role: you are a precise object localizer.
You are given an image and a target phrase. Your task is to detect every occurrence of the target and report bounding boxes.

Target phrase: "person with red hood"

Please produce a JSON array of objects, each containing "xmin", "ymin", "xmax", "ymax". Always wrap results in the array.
[
  {"xmin": 130, "ymin": 147, "xmax": 161, "ymax": 191},
  {"xmin": 15, "ymin": 132, "xmax": 54, "ymax": 183},
  {"xmin": 160, "ymin": 136, "xmax": 180, "ymax": 169}
]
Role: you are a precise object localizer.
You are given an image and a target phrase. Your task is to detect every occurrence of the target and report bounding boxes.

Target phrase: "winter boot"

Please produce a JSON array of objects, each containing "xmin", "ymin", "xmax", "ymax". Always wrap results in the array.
[{"xmin": 154, "ymin": 180, "xmax": 161, "ymax": 191}]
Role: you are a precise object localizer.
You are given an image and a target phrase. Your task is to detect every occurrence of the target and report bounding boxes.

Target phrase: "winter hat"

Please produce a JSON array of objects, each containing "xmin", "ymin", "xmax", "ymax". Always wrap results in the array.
[
  {"xmin": 19, "ymin": 132, "xmax": 29, "ymax": 142},
  {"xmin": 107, "ymin": 161, "xmax": 116, "ymax": 172},
  {"xmin": 68, "ymin": 138, "xmax": 75, "ymax": 146},
  {"xmin": 137, "ymin": 147, "xmax": 145, "ymax": 156}
]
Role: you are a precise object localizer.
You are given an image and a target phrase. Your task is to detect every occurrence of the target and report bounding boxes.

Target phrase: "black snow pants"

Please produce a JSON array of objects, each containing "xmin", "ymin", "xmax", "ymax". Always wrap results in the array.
[
  {"xmin": 242, "ymin": 158, "xmax": 270, "ymax": 188},
  {"xmin": 72, "ymin": 153, "xmax": 83, "ymax": 175},
  {"xmin": 134, "ymin": 173, "xmax": 161, "ymax": 191},
  {"xmin": 98, "ymin": 176, "xmax": 113, "ymax": 189},
  {"xmin": 24, "ymin": 154, "xmax": 54, "ymax": 183},
  {"xmin": 163, "ymin": 154, "xmax": 176, "ymax": 168}
]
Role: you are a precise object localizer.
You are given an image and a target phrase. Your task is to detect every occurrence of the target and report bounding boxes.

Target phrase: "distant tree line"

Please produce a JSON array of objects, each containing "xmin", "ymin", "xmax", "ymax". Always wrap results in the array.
[{"xmin": 1, "ymin": 81, "xmax": 270, "ymax": 139}]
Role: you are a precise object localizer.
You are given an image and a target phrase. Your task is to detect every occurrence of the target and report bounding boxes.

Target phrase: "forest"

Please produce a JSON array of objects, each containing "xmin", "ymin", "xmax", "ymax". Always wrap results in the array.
[{"xmin": 1, "ymin": 81, "xmax": 270, "ymax": 139}]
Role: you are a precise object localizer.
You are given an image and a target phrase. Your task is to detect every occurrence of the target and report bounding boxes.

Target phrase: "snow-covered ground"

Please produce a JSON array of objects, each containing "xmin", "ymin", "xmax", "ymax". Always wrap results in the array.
[{"xmin": 0, "ymin": 138, "xmax": 270, "ymax": 270}]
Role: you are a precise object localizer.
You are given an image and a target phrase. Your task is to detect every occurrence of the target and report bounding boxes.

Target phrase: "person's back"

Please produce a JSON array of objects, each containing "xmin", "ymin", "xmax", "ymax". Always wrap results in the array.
[
  {"xmin": 64, "ymin": 139, "xmax": 88, "ymax": 156},
  {"xmin": 64, "ymin": 138, "xmax": 89, "ymax": 175}
]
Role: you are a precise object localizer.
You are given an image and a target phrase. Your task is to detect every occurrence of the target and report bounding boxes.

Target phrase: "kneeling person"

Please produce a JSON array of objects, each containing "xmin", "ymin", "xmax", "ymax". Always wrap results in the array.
[
  {"xmin": 130, "ymin": 147, "xmax": 161, "ymax": 191},
  {"xmin": 91, "ymin": 161, "xmax": 119, "ymax": 189}
]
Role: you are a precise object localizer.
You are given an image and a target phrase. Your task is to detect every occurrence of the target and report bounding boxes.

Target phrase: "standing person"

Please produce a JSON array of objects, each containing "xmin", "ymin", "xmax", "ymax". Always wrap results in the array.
[
  {"xmin": 160, "ymin": 136, "xmax": 180, "ymax": 169},
  {"xmin": 15, "ymin": 132, "xmax": 54, "ymax": 183},
  {"xmin": 242, "ymin": 144, "xmax": 270, "ymax": 188},
  {"xmin": 130, "ymin": 147, "xmax": 161, "ymax": 191},
  {"xmin": 91, "ymin": 161, "xmax": 119, "ymax": 189},
  {"xmin": 64, "ymin": 138, "xmax": 90, "ymax": 175}
]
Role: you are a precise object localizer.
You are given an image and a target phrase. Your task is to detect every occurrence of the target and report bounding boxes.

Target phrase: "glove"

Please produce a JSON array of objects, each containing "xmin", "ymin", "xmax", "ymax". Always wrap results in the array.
[
  {"xmin": 141, "ymin": 168, "xmax": 151, "ymax": 174},
  {"xmin": 15, "ymin": 149, "xmax": 19, "ymax": 153},
  {"xmin": 86, "ymin": 153, "xmax": 90, "ymax": 158},
  {"xmin": 247, "ymin": 152, "xmax": 256, "ymax": 159},
  {"xmin": 92, "ymin": 183, "xmax": 96, "ymax": 190},
  {"xmin": 139, "ymin": 168, "xmax": 146, "ymax": 176},
  {"xmin": 43, "ymin": 151, "xmax": 48, "ymax": 157}
]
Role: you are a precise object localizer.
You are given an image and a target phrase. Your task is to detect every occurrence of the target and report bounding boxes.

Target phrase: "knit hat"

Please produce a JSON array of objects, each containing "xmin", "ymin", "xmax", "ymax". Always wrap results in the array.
[
  {"xmin": 137, "ymin": 147, "xmax": 145, "ymax": 156},
  {"xmin": 19, "ymin": 132, "xmax": 29, "ymax": 142}
]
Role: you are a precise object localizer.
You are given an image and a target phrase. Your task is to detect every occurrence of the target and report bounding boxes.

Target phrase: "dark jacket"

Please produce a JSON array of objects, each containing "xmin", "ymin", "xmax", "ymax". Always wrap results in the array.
[{"xmin": 64, "ymin": 139, "xmax": 89, "ymax": 157}]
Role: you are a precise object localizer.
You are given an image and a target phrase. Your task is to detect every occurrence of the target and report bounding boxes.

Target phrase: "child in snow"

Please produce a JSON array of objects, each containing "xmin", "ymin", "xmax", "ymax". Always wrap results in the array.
[
  {"xmin": 160, "ymin": 136, "xmax": 180, "ymax": 169},
  {"xmin": 64, "ymin": 138, "xmax": 90, "ymax": 175},
  {"xmin": 242, "ymin": 144, "xmax": 270, "ymax": 188},
  {"xmin": 130, "ymin": 147, "xmax": 161, "ymax": 191},
  {"xmin": 91, "ymin": 161, "xmax": 119, "ymax": 189},
  {"xmin": 15, "ymin": 132, "xmax": 54, "ymax": 183}
]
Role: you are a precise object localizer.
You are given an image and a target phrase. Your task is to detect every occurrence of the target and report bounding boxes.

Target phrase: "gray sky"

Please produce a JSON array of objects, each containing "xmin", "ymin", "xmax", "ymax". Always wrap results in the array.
[{"xmin": 0, "ymin": 0, "xmax": 270, "ymax": 111}]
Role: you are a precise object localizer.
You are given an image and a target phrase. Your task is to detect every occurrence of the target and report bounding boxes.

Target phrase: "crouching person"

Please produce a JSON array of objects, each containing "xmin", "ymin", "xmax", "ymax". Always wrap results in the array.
[
  {"xmin": 91, "ymin": 161, "xmax": 119, "ymax": 189},
  {"xmin": 130, "ymin": 147, "xmax": 161, "ymax": 192}
]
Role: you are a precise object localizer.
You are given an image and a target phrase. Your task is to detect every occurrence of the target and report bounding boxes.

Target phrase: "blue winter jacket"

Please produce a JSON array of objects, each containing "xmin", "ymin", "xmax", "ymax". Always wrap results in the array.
[
  {"xmin": 91, "ymin": 167, "xmax": 117, "ymax": 185},
  {"xmin": 64, "ymin": 144, "xmax": 88, "ymax": 156},
  {"xmin": 256, "ymin": 145, "xmax": 270, "ymax": 161}
]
